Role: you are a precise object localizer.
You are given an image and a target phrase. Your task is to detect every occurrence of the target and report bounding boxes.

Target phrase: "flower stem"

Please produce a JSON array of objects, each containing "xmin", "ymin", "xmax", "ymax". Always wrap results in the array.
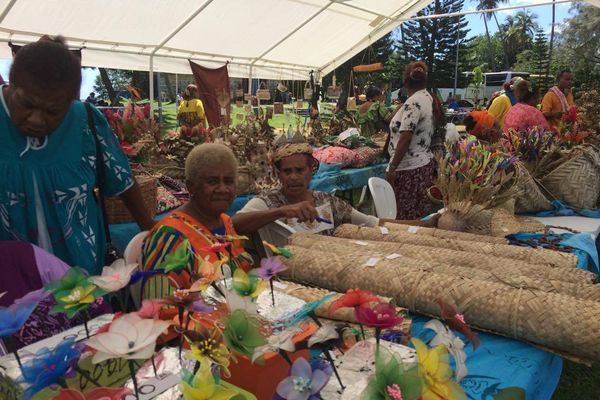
[
  {"xmin": 151, "ymin": 355, "xmax": 158, "ymax": 377},
  {"xmin": 375, "ymin": 327, "xmax": 381, "ymax": 354},
  {"xmin": 270, "ymin": 278, "xmax": 275, "ymax": 307},
  {"xmin": 309, "ymin": 312, "xmax": 322, "ymax": 327},
  {"xmin": 57, "ymin": 377, "xmax": 69, "ymax": 389},
  {"xmin": 4, "ymin": 336, "xmax": 23, "ymax": 372},
  {"xmin": 210, "ymin": 281, "xmax": 225, "ymax": 298},
  {"xmin": 82, "ymin": 309, "xmax": 90, "ymax": 339},
  {"xmin": 178, "ymin": 306, "xmax": 184, "ymax": 361},
  {"xmin": 359, "ymin": 324, "xmax": 366, "ymax": 341},
  {"xmin": 323, "ymin": 350, "xmax": 345, "ymax": 390},
  {"xmin": 128, "ymin": 360, "xmax": 140, "ymax": 400},
  {"xmin": 74, "ymin": 365, "xmax": 103, "ymax": 388}
]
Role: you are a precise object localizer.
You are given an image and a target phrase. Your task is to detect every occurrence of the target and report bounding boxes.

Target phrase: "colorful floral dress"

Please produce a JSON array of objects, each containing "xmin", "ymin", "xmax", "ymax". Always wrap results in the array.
[
  {"xmin": 0, "ymin": 89, "xmax": 133, "ymax": 274},
  {"xmin": 503, "ymin": 103, "xmax": 551, "ymax": 133},
  {"xmin": 355, "ymin": 101, "xmax": 391, "ymax": 137}
]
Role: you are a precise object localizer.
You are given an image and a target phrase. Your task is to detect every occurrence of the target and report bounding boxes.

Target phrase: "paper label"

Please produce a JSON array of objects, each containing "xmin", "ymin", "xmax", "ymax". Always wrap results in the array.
[
  {"xmin": 352, "ymin": 241, "xmax": 369, "ymax": 246},
  {"xmin": 365, "ymin": 257, "xmax": 379, "ymax": 267},
  {"xmin": 407, "ymin": 226, "xmax": 419, "ymax": 234},
  {"xmin": 380, "ymin": 226, "xmax": 390, "ymax": 235},
  {"xmin": 220, "ymin": 107, "xmax": 227, "ymax": 115},
  {"xmin": 501, "ymin": 227, "xmax": 509, "ymax": 233},
  {"xmin": 386, "ymin": 253, "xmax": 401, "ymax": 260},
  {"xmin": 123, "ymin": 373, "xmax": 181, "ymax": 400},
  {"xmin": 285, "ymin": 203, "xmax": 334, "ymax": 234}
]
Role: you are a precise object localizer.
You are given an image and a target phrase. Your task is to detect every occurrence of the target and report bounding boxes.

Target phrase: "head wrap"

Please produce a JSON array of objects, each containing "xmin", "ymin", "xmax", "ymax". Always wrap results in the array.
[
  {"xmin": 468, "ymin": 111, "xmax": 497, "ymax": 137},
  {"xmin": 273, "ymin": 131, "xmax": 315, "ymax": 164}
]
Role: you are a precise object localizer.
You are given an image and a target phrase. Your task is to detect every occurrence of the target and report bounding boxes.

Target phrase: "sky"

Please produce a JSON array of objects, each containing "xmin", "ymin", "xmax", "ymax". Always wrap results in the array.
[{"xmin": 0, "ymin": 0, "xmax": 577, "ymax": 98}]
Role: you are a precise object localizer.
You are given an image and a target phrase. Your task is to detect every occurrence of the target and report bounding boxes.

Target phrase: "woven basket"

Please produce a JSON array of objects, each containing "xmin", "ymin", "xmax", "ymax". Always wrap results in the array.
[
  {"xmin": 105, "ymin": 175, "xmax": 157, "ymax": 224},
  {"xmin": 384, "ymin": 223, "xmax": 508, "ymax": 244},
  {"xmin": 281, "ymin": 245, "xmax": 600, "ymax": 362},
  {"xmin": 489, "ymin": 207, "xmax": 545, "ymax": 237},
  {"xmin": 514, "ymin": 162, "xmax": 554, "ymax": 213},
  {"xmin": 287, "ymin": 234, "xmax": 600, "ymax": 301},
  {"xmin": 289, "ymin": 234, "xmax": 595, "ymax": 284},
  {"xmin": 541, "ymin": 145, "xmax": 600, "ymax": 209},
  {"xmin": 334, "ymin": 224, "xmax": 579, "ymax": 269}
]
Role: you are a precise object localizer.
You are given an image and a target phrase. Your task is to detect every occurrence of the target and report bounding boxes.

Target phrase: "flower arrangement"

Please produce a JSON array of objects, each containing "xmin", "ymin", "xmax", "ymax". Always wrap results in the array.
[{"xmin": 559, "ymin": 106, "xmax": 593, "ymax": 148}]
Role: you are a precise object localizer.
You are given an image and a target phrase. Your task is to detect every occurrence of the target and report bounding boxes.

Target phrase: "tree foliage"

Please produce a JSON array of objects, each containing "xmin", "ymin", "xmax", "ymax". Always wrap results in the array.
[{"xmin": 401, "ymin": 0, "xmax": 471, "ymax": 88}]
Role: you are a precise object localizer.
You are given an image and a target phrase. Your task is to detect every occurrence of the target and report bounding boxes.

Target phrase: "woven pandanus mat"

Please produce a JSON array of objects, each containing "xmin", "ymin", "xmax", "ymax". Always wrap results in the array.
[
  {"xmin": 514, "ymin": 162, "xmax": 554, "ymax": 213},
  {"xmin": 281, "ymin": 245, "xmax": 600, "ymax": 362},
  {"xmin": 288, "ymin": 234, "xmax": 600, "ymax": 301},
  {"xmin": 334, "ymin": 224, "xmax": 578, "ymax": 269},
  {"xmin": 383, "ymin": 223, "xmax": 509, "ymax": 244}
]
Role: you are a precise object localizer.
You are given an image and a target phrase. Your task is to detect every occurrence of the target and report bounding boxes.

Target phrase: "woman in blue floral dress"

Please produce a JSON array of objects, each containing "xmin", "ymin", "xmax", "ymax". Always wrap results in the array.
[{"xmin": 0, "ymin": 36, "xmax": 154, "ymax": 274}]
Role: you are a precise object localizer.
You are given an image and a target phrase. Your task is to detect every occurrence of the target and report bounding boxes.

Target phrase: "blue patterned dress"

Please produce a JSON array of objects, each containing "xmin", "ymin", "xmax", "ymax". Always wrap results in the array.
[{"xmin": 0, "ymin": 89, "xmax": 133, "ymax": 274}]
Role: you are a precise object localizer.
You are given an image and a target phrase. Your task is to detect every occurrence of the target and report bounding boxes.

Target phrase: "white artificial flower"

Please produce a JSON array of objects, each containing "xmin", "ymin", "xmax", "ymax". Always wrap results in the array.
[
  {"xmin": 424, "ymin": 319, "xmax": 468, "ymax": 382},
  {"xmin": 252, "ymin": 326, "xmax": 301, "ymax": 363},
  {"xmin": 89, "ymin": 259, "xmax": 138, "ymax": 293},
  {"xmin": 86, "ymin": 313, "xmax": 171, "ymax": 364},
  {"xmin": 224, "ymin": 288, "xmax": 258, "ymax": 315},
  {"xmin": 308, "ymin": 323, "xmax": 339, "ymax": 348}
]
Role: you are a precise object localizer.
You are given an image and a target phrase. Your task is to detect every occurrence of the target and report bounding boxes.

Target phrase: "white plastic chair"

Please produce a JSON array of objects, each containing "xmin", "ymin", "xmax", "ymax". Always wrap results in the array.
[
  {"xmin": 123, "ymin": 230, "xmax": 149, "ymax": 309},
  {"xmin": 258, "ymin": 220, "xmax": 297, "ymax": 252},
  {"xmin": 368, "ymin": 177, "xmax": 397, "ymax": 219}
]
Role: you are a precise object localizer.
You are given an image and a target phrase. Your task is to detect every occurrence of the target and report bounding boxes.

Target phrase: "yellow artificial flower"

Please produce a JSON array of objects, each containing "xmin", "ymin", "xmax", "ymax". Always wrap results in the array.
[
  {"xmin": 180, "ymin": 362, "xmax": 238, "ymax": 400},
  {"xmin": 232, "ymin": 268, "xmax": 268, "ymax": 299},
  {"xmin": 412, "ymin": 338, "xmax": 467, "ymax": 400},
  {"xmin": 59, "ymin": 285, "xmax": 97, "ymax": 309},
  {"xmin": 187, "ymin": 340, "xmax": 231, "ymax": 377},
  {"xmin": 190, "ymin": 258, "xmax": 223, "ymax": 292}
]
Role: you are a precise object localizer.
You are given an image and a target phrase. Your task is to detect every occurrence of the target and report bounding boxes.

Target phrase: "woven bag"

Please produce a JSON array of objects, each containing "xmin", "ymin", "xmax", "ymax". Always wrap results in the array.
[
  {"xmin": 303, "ymin": 81, "xmax": 313, "ymax": 100},
  {"xmin": 513, "ymin": 162, "xmax": 554, "ymax": 213},
  {"xmin": 106, "ymin": 175, "xmax": 157, "ymax": 224},
  {"xmin": 541, "ymin": 145, "xmax": 600, "ymax": 209},
  {"xmin": 257, "ymin": 82, "xmax": 271, "ymax": 101}
]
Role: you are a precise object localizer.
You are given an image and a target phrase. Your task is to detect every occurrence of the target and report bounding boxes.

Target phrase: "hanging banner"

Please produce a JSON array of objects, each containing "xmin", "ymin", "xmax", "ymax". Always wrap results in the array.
[{"xmin": 188, "ymin": 60, "xmax": 231, "ymax": 127}]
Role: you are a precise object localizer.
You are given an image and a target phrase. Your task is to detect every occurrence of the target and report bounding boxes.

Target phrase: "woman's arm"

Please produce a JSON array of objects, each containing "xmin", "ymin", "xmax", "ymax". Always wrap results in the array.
[
  {"xmin": 232, "ymin": 199, "xmax": 318, "ymax": 234},
  {"xmin": 118, "ymin": 179, "xmax": 155, "ymax": 231},
  {"xmin": 386, "ymin": 131, "xmax": 413, "ymax": 183}
]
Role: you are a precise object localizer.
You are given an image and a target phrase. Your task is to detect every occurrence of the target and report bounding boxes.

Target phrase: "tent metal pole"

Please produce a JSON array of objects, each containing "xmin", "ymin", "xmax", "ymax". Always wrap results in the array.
[
  {"xmin": 0, "ymin": 0, "xmax": 17, "ymax": 24},
  {"xmin": 149, "ymin": 55, "xmax": 154, "ymax": 112},
  {"xmin": 175, "ymin": 73, "xmax": 179, "ymax": 107},
  {"xmin": 248, "ymin": 65, "xmax": 253, "ymax": 104}
]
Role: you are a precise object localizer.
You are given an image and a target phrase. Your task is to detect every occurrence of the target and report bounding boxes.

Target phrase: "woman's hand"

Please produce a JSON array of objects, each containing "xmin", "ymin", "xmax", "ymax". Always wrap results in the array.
[
  {"xmin": 280, "ymin": 201, "xmax": 318, "ymax": 223},
  {"xmin": 386, "ymin": 168, "xmax": 397, "ymax": 185},
  {"xmin": 424, "ymin": 213, "xmax": 441, "ymax": 228}
]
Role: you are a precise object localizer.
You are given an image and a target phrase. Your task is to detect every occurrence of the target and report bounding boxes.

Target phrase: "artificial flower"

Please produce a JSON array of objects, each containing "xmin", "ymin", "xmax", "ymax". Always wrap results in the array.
[
  {"xmin": 161, "ymin": 289, "xmax": 204, "ymax": 310},
  {"xmin": 221, "ymin": 310, "xmax": 267, "ymax": 358},
  {"xmin": 52, "ymin": 387, "xmax": 133, "ymax": 400},
  {"xmin": 189, "ymin": 258, "xmax": 223, "ymax": 292},
  {"xmin": 232, "ymin": 268, "xmax": 267, "ymax": 299},
  {"xmin": 223, "ymin": 288, "xmax": 257, "ymax": 315},
  {"xmin": 256, "ymin": 256, "xmax": 288, "ymax": 280},
  {"xmin": 180, "ymin": 362, "xmax": 238, "ymax": 400},
  {"xmin": 158, "ymin": 240, "xmax": 190, "ymax": 272},
  {"xmin": 129, "ymin": 269, "xmax": 161, "ymax": 285},
  {"xmin": 287, "ymin": 293, "xmax": 336, "ymax": 327},
  {"xmin": 45, "ymin": 267, "xmax": 89, "ymax": 294},
  {"xmin": 85, "ymin": 313, "xmax": 171, "ymax": 364},
  {"xmin": 185, "ymin": 325, "xmax": 231, "ymax": 376},
  {"xmin": 328, "ymin": 288, "xmax": 381, "ymax": 314},
  {"xmin": 46, "ymin": 267, "xmax": 104, "ymax": 318},
  {"xmin": 19, "ymin": 337, "xmax": 82, "ymax": 399},
  {"xmin": 0, "ymin": 291, "xmax": 45, "ymax": 337},
  {"xmin": 276, "ymin": 357, "xmax": 331, "ymax": 400},
  {"xmin": 307, "ymin": 323, "xmax": 340, "ymax": 348},
  {"xmin": 262, "ymin": 241, "xmax": 293, "ymax": 258},
  {"xmin": 424, "ymin": 319, "xmax": 468, "ymax": 382},
  {"xmin": 412, "ymin": 338, "xmax": 467, "ymax": 400},
  {"xmin": 354, "ymin": 302, "xmax": 404, "ymax": 329},
  {"xmin": 89, "ymin": 259, "xmax": 138, "ymax": 293},
  {"xmin": 137, "ymin": 299, "xmax": 165, "ymax": 319},
  {"xmin": 13, "ymin": 289, "xmax": 50, "ymax": 306},
  {"xmin": 201, "ymin": 242, "xmax": 231, "ymax": 253},
  {"xmin": 437, "ymin": 300, "xmax": 479, "ymax": 349},
  {"xmin": 251, "ymin": 326, "xmax": 301, "ymax": 363}
]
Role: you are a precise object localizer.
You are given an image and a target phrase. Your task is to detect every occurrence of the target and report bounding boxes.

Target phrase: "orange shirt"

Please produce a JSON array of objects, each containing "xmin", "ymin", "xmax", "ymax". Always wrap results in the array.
[{"xmin": 541, "ymin": 90, "xmax": 574, "ymax": 133}]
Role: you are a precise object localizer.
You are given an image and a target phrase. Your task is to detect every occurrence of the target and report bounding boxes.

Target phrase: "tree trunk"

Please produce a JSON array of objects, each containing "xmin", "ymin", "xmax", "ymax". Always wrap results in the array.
[
  {"xmin": 99, "ymin": 68, "xmax": 117, "ymax": 105},
  {"xmin": 546, "ymin": 0, "xmax": 556, "ymax": 83},
  {"xmin": 493, "ymin": 13, "xmax": 510, "ymax": 70},
  {"xmin": 483, "ymin": 18, "xmax": 496, "ymax": 71}
]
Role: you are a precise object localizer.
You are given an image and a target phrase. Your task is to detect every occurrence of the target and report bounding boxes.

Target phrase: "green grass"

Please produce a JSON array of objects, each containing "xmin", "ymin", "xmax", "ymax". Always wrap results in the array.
[{"xmin": 553, "ymin": 360, "xmax": 600, "ymax": 399}]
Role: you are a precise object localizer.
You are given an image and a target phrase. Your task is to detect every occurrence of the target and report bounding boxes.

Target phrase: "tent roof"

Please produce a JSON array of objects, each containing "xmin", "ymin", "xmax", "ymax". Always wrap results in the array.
[{"xmin": 0, "ymin": 0, "xmax": 432, "ymax": 79}]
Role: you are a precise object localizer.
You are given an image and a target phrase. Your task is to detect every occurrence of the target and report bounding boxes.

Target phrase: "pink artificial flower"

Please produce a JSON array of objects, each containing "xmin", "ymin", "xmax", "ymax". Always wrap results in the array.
[
  {"xmin": 122, "ymin": 103, "xmax": 133, "ymax": 121},
  {"xmin": 137, "ymin": 299, "xmax": 165, "ymax": 319},
  {"xmin": 135, "ymin": 105, "xmax": 145, "ymax": 120},
  {"xmin": 455, "ymin": 313, "xmax": 465, "ymax": 324},
  {"xmin": 52, "ymin": 387, "xmax": 132, "ymax": 400},
  {"xmin": 354, "ymin": 302, "xmax": 404, "ymax": 329},
  {"xmin": 386, "ymin": 384, "xmax": 403, "ymax": 400},
  {"xmin": 202, "ymin": 242, "xmax": 231, "ymax": 253}
]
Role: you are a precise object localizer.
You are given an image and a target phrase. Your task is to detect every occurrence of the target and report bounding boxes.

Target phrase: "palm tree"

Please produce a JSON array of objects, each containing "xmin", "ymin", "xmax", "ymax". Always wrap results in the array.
[
  {"xmin": 477, "ymin": 0, "xmax": 509, "ymax": 70},
  {"xmin": 503, "ymin": 12, "xmax": 538, "ymax": 68},
  {"xmin": 513, "ymin": 11, "xmax": 538, "ymax": 40}
]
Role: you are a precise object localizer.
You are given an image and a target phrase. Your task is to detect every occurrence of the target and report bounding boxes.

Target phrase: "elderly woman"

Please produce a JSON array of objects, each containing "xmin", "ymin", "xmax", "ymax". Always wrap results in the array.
[
  {"xmin": 0, "ymin": 36, "xmax": 153, "ymax": 274},
  {"xmin": 503, "ymin": 79, "xmax": 550, "ymax": 133},
  {"xmin": 141, "ymin": 143, "xmax": 251, "ymax": 296},
  {"xmin": 177, "ymin": 84, "xmax": 208, "ymax": 128},
  {"xmin": 233, "ymin": 135, "xmax": 436, "ymax": 236}
]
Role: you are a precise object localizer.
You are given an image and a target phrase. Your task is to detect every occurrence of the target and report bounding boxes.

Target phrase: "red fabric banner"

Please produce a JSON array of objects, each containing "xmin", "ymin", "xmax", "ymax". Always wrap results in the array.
[{"xmin": 188, "ymin": 60, "xmax": 231, "ymax": 127}]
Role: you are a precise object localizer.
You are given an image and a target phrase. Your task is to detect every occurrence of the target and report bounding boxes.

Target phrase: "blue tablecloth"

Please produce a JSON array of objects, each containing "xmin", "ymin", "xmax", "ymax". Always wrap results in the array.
[
  {"xmin": 412, "ymin": 315, "xmax": 562, "ymax": 400},
  {"xmin": 526, "ymin": 200, "xmax": 600, "ymax": 218},
  {"xmin": 310, "ymin": 163, "xmax": 387, "ymax": 193}
]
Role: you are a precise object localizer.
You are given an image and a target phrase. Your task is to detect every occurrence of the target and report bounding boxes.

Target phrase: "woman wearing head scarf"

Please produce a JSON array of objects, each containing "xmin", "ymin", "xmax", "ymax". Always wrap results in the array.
[
  {"xmin": 386, "ymin": 61, "xmax": 437, "ymax": 220},
  {"xmin": 0, "ymin": 36, "xmax": 153, "ymax": 274},
  {"xmin": 233, "ymin": 133, "xmax": 437, "ymax": 236},
  {"xmin": 463, "ymin": 111, "xmax": 502, "ymax": 143},
  {"xmin": 177, "ymin": 84, "xmax": 208, "ymax": 128},
  {"xmin": 141, "ymin": 143, "xmax": 251, "ymax": 297}
]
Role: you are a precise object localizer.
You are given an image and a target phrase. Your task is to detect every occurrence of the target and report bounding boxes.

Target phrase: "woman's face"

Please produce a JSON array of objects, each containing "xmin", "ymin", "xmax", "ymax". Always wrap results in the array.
[
  {"xmin": 278, "ymin": 154, "xmax": 312, "ymax": 198},
  {"xmin": 5, "ymin": 81, "xmax": 73, "ymax": 137},
  {"xmin": 188, "ymin": 165, "xmax": 237, "ymax": 216}
]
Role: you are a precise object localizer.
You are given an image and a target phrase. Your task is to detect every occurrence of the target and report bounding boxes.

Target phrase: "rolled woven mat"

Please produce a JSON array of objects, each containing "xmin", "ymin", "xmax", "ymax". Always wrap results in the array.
[
  {"xmin": 383, "ymin": 223, "xmax": 509, "ymax": 244},
  {"xmin": 335, "ymin": 224, "xmax": 578, "ymax": 269},
  {"xmin": 287, "ymin": 234, "xmax": 600, "ymax": 301},
  {"xmin": 289, "ymin": 234, "xmax": 595, "ymax": 284},
  {"xmin": 275, "ymin": 281, "xmax": 411, "ymax": 333},
  {"xmin": 489, "ymin": 208, "xmax": 546, "ymax": 236},
  {"xmin": 282, "ymin": 245, "xmax": 600, "ymax": 362}
]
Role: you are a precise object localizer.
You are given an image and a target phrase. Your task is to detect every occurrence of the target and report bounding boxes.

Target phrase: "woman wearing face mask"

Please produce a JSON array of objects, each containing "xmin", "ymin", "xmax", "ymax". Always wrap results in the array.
[
  {"xmin": 141, "ymin": 143, "xmax": 252, "ymax": 297},
  {"xmin": 233, "ymin": 134, "xmax": 437, "ymax": 237},
  {"xmin": 0, "ymin": 36, "xmax": 154, "ymax": 274}
]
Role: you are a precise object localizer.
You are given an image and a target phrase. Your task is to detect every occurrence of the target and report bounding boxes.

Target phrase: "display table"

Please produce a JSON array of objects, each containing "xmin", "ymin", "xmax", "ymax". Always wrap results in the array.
[{"xmin": 533, "ymin": 215, "xmax": 600, "ymax": 239}]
